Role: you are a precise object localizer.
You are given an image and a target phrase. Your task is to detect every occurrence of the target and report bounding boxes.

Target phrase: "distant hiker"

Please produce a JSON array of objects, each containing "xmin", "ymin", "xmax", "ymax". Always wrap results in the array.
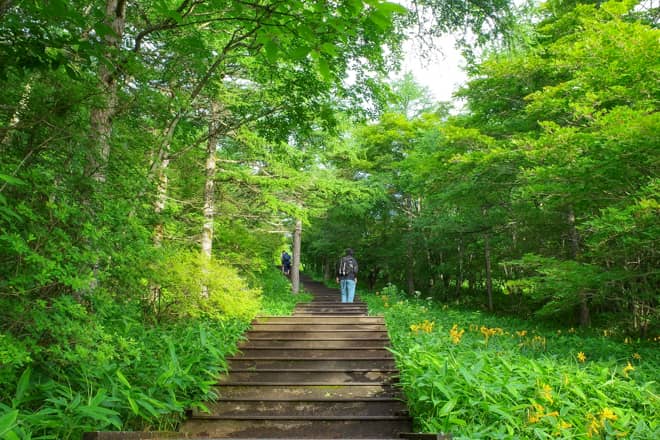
[
  {"xmin": 336, "ymin": 248, "xmax": 358, "ymax": 303},
  {"xmin": 281, "ymin": 250, "xmax": 291, "ymax": 276}
]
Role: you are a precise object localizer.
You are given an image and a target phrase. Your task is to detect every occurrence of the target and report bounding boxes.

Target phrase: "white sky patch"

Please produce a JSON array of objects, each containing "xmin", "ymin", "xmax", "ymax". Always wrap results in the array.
[{"xmin": 396, "ymin": 33, "xmax": 468, "ymax": 103}]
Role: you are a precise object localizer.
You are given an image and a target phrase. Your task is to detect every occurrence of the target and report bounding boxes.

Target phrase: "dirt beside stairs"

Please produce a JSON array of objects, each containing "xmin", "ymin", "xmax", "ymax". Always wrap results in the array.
[{"xmin": 180, "ymin": 274, "xmax": 412, "ymax": 439}]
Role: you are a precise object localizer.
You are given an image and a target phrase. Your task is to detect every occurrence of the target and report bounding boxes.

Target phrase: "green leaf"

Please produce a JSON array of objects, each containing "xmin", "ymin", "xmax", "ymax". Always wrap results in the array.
[
  {"xmin": 13, "ymin": 368, "xmax": 30, "ymax": 406},
  {"xmin": 0, "ymin": 174, "xmax": 26, "ymax": 186},
  {"xmin": 127, "ymin": 396, "xmax": 139, "ymax": 415},
  {"xmin": 0, "ymin": 410, "xmax": 19, "ymax": 436},
  {"xmin": 438, "ymin": 398, "xmax": 457, "ymax": 416},
  {"xmin": 318, "ymin": 57, "xmax": 331, "ymax": 80},
  {"xmin": 264, "ymin": 40, "xmax": 278, "ymax": 64},
  {"xmin": 321, "ymin": 43, "xmax": 338, "ymax": 57},
  {"xmin": 289, "ymin": 45, "xmax": 311, "ymax": 60},
  {"xmin": 368, "ymin": 10, "xmax": 390, "ymax": 30},
  {"xmin": 376, "ymin": 2, "xmax": 408, "ymax": 15},
  {"xmin": 116, "ymin": 370, "xmax": 131, "ymax": 389}
]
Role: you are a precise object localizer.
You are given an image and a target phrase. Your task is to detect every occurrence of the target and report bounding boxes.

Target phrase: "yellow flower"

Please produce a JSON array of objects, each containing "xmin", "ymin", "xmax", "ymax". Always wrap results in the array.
[
  {"xmin": 622, "ymin": 362, "xmax": 635, "ymax": 377},
  {"xmin": 577, "ymin": 351, "xmax": 587, "ymax": 363},
  {"xmin": 449, "ymin": 324, "xmax": 465, "ymax": 344},
  {"xmin": 600, "ymin": 408, "xmax": 618, "ymax": 424},
  {"xmin": 410, "ymin": 320, "xmax": 434, "ymax": 334},
  {"xmin": 586, "ymin": 414, "xmax": 600, "ymax": 438},
  {"xmin": 516, "ymin": 330, "xmax": 527, "ymax": 337},
  {"xmin": 559, "ymin": 420, "xmax": 572, "ymax": 429},
  {"xmin": 540, "ymin": 383, "xmax": 553, "ymax": 403},
  {"xmin": 633, "ymin": 352, "xmax": 641, "ymax": 360},
  {"xmin": 528, "ymin": 413, "xmax": 541, "ymax": 424},
  {"xmin": 568, "ymin": 327, "xmax": 576, "ymax": 334}
]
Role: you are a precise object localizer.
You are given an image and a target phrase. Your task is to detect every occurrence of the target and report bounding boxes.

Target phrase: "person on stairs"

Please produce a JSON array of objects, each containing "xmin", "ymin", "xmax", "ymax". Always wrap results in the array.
[
  {"xmin": 281, "ymin": 250, "xmax": 291, "ymax": 276},
  {"xmin": 336, "ymin": 248, "xmax": 358, "ymax": 303}
]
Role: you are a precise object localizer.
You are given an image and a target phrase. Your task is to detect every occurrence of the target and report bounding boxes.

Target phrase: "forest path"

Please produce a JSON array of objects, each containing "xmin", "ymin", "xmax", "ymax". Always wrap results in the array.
[{"xmin": 180, "ymin": 274, "xmax": 412, "ymax": 438}]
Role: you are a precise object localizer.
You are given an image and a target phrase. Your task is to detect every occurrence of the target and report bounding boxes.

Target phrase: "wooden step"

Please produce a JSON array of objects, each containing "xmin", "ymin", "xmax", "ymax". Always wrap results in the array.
[
  {"xmin": 235, "ymin": 348, "xmax": 392, "ymax": 358},
  {"xmin": 213, "ymin": 383, "xmax": 401, "ymax": 399},
  {"xmin": 228, "ymin": 358, "xmax": 397, "ymax": 370},
  {"xmin": 191, "ymin": 397, "xmax": 408, "ymax": 417},
  {"xmin": 246, "ymin": 330, "xmax": 389, "ymax": 339},
  {"xmin": 180, "ymin": 416, "xmax": 411, "ymax": 438},
  {"xmin": 241, "ymin": 339, "xmax": 389, "ymax": 348},
  {"xmin": 219, "ymin": 369, "xmax": 398, "ymax": 384},
  {"xmin": 255, "ymin": 316, "xmax": 382, "ymax": 324},
  {"xmin": 250, "ymin": 323, "xmax": 386, "ymax": 331}
]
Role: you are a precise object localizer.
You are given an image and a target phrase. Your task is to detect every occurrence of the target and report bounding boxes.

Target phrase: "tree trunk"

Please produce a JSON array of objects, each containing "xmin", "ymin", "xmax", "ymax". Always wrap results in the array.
[
  {"xmin": 152, "ymin": 114, "xmax": 182, "ymax": 246},
  {"xmin": 86, "ymin": 0, "xmax": 127, "ymax": 184},
  {"xmin": 0, "ymin": 78, "xmax": 32, "ymax": 148},
  {"xmin": 484, "ymin": 232, "xmax": 493, "ymax": 312},
  {"xmin": 291, "ymin": 219, "xmax": 302, "ymax": 293},
  {"xmin": 567, "ymin": 205, "xmax": 590, "ymax": 326},
  {"xmin": 455, "ymin": 237, "xmax": 463, "ymax": 298},
  {"xmin": 406, "ymin": 230, "xmax": 415, "ymax": 295},
  {"xmin": 200, "ymin": 102, "xmax": 221, "ymax": 298},
  {"xmin": 323, "ymin": 257, "xmax": 331, "ymax": 281},
  {"xmin": 81, "ymin": 0, "xmax": 126, "ymax": 297},
  {"xmin": 201, "ymin": 103, "xmax": 220, "ymax": 259}
]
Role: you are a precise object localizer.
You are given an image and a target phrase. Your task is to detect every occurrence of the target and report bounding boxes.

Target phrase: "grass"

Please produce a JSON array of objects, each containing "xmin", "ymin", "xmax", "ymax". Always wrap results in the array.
[{"xmin": 361, "ymin": 284, "xmax": 659, "ymax": 439}]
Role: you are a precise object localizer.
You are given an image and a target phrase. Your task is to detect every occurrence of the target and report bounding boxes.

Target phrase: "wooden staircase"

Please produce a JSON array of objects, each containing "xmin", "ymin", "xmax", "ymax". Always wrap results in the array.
[{"xmin": 180, "ymin": 275, "xmax": 411, "ymax": 438}]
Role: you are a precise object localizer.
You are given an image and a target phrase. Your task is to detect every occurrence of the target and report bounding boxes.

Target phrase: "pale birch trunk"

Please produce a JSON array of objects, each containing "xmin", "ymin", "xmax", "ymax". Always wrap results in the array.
[
  {"xmin": 291, "ymin": 219, "xmax": 302, "ymax": 294},
  {"xmin": 200, "ymin": 102, "xmax": 220, "ymax": 298},
  {"xmin": 152, "ymin": 114, "xmax": 182, "ymax": 246},
  {"xmin": 0, "ymin": 79, "xmax": 32, "ymax": 148}
]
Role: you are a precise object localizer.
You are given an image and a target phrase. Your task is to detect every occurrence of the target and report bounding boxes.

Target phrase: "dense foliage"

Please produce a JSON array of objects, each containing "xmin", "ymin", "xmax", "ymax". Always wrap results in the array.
[
  {"xmin": 304, "ymin": 0, "xmax": 659, "ymax": 335},
  {"xmin": 363, "ymin": 284, "xmax": 659, "ymax": 439}
]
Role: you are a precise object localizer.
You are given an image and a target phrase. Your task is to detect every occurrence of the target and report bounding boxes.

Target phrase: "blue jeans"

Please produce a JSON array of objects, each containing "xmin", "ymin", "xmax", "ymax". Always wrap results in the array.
[{"xmin": 340, "ymin": 279, "xmax": 356, "ymax": 303}]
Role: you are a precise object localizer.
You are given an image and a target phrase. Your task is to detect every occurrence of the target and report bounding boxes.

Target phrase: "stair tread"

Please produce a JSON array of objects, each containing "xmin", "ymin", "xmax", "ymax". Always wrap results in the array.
[
  {"xmin": 210, "ymin": 397, "xmax": 404, "ymax": 401},
  {"xmin": 218, "ymin": 382, "xmax": 397, "ymax": 386},
  {"xmin": 189, "ymin": 415, "xmax": 410, "ymax": 420},
  {"xmin": 229, "ymin": 369, "xmax": 397, "ymax": 372}
]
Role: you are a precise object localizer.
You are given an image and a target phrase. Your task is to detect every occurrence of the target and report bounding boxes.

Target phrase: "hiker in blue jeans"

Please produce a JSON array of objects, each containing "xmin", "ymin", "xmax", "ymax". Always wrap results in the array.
[{"xmin": 336, "ymin": 248, "xmax": 358, "ymax": 303}]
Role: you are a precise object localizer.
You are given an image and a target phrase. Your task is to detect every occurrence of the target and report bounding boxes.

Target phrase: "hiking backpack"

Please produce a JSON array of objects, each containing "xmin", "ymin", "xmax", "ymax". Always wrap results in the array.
[{"xmin": 339, "ymin": 256, "xmax": 357, "ymax": 276}]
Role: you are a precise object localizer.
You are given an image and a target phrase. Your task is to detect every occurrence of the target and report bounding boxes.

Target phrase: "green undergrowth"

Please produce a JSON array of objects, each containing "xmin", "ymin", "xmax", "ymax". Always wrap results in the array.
[
  {"xmin": 0, "ymin": 268, "xmax": 301, "ymax": 439},
  {"xmin": 361, "ymin": 284, "xmax": 659, "ymax": 439},
  {"xmin": 259, "ymin": 271, "xmax": 313, "ymax": 316}
]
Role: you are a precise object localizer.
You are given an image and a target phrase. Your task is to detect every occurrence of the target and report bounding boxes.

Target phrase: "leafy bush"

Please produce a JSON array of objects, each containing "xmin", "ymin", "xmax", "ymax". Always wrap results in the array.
[
  {"xmin": 153, "ymin": 249, "xmax": 261, "ymax": 321},
  {"xmin": 363, "ymin": 284, "xmax": 660, "ymax": 439}
]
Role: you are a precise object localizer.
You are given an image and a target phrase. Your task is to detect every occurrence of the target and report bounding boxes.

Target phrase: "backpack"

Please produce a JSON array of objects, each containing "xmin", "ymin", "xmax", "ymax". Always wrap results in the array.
[
  {"xmin": 282, "ymin": 253, "xmax": 291, "ymax": 264},
  {"xmin": 339, "ymin": 256, "xmax": 357, "ymax": 276}
]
